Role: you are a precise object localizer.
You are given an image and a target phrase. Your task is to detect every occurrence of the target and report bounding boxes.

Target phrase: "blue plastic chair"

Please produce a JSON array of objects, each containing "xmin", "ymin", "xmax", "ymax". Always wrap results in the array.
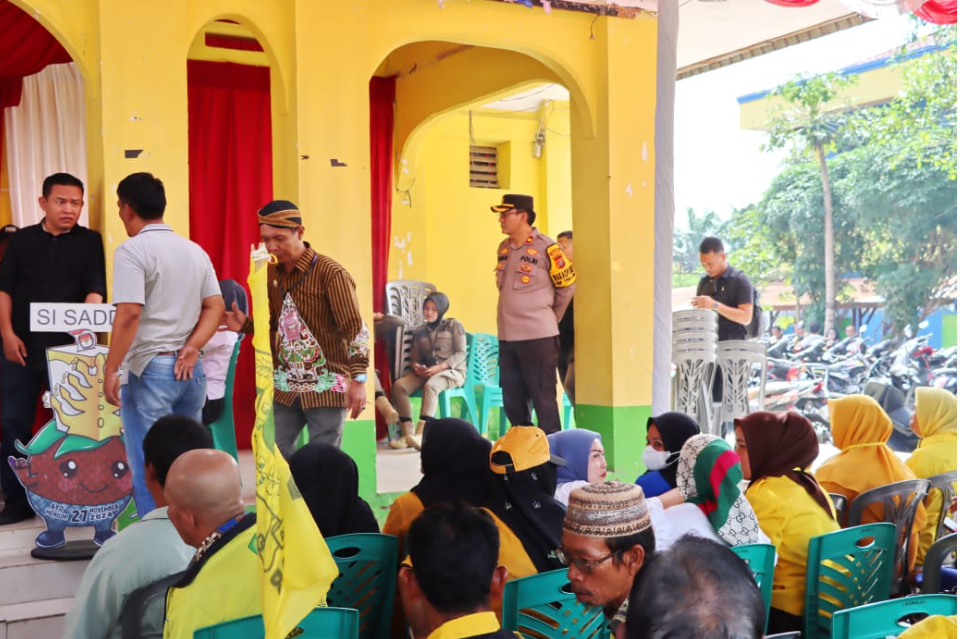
[
  {"xmin": 730, "ymin": 543, "xmax": 776, "ymax": 632},
  {"xmin": 804, "ymin": 523, "xmax": 898, "ymax": 639},
  {"xmin": 831, "ymin": 594, "xmax": 957, "ymax": 638},
  {"xmin": 193, "ymin": 606, "xmax": 359, "ymax": 638},
  {"xmin": 207, "ymin": 338, "xmax": 242, "ymax": 460},
  {"xmin": 502, "ymin": 568, "xmax": 607, "ymax": 639},
  {"xmin": 326, "ymin": 533, "xmax": 398, "ymax": 639}
]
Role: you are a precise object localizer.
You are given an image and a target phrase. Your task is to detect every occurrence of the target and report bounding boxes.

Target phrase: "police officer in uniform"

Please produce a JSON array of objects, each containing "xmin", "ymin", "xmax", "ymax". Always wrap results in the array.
[{"xmin": 492, "ymin": 194, "xmax": 575, "ymax": 434}]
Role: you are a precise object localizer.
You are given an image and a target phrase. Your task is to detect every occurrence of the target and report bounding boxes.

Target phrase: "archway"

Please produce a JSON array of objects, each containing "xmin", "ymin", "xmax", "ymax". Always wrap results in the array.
[{"xmin": 368, "ymin": 41, "xmax": 576, "ymax": 484}]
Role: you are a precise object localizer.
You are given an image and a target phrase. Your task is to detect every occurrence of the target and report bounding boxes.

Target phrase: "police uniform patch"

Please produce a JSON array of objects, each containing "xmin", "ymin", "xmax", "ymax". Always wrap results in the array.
[
  {"xmin": 526, "ymin": 248, "xmax": 538, "ymax": 255},
  {"xmin": 520, "ymin": 263, "xmax": 532, "ymax": 273},
  {"xmin": 499, "ymin": 247, "xmax": 509, "ymax": 255},
  {"xmin": 520, "ymin": 275, "xmax": 531, "ymax": 284},
  {"xmin": 525, "ymin": 236, "xmax": 534, "ymax": 244},
  {"xmin": 546, "ymin": 243, "xmax": 576, "ymax": 288},
  {"xmin": 496, "ymin": 262, "xmax": 505, "ymax": 271}
]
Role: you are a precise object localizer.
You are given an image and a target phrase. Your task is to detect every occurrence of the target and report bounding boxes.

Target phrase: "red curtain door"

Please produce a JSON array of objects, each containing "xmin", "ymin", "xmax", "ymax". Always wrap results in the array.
[
  {"xmin": 188, "ymin": 60, "xmax": 273, "ymax": 449},
  {"xmin": 370, "ymin": 76, "xmax": 396, "ymax": 440}
]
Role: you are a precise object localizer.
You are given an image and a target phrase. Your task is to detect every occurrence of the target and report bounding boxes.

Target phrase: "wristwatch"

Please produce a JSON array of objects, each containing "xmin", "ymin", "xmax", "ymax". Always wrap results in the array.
[
  {"xmin": 353, "ymin": 373, "xmax": 368, "ymax": 383},
  {"xmin": 712, "ymin": 301, "xmax": 719, "ymax": 310}
]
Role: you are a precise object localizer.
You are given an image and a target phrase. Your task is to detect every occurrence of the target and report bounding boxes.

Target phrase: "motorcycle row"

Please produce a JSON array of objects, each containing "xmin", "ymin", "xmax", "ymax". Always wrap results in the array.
[{"xmin": 759, "ymin": 322, "xmax": 957, "ymax": 453}]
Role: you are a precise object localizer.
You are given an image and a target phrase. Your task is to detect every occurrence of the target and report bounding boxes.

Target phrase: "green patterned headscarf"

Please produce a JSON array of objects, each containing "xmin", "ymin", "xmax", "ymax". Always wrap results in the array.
[{"xmin": 676, "ymin": 434, "xmax": 759, "ymax": 546}]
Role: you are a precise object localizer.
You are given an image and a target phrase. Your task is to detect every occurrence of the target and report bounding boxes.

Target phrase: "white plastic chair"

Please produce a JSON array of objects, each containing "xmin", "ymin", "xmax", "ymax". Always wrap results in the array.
[
  {"xmin": 672, "ymin": 342, "xmax": 717, "ymax": 431},
  {"xmin": 385, "ymin": 280, "xmax": 436, "ymax": 327},
  {"xmin": 714, "ymin": 340, "xmax": 768, "ymax": 433}
]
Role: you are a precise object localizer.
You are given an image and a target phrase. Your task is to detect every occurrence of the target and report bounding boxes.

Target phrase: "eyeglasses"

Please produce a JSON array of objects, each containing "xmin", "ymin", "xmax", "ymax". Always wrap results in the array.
[{"xmin": 555, "ymin": 547, "xmax": 623, "ymax": 575}]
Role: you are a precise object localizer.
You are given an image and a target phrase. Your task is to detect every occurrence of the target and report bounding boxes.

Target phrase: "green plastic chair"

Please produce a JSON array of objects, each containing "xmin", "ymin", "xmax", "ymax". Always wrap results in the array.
[
  {"xmin": 730, "ymin": 543, "xmax": 776, "ymax": 632},
  {"xmin": 471, "ymin": 333, "xmax": 508, "ymax": 438},
  {"xmin": 830, "ymin": 593, "xmax": 957, "ymax": 638},
  {"xmin": 326, "ymin": 533, "xmax": 398, "ymax": 639},
  {"xmin": 501, "ymin": 568, "xmax": 607, "ymax": 639},
  {"xmin": 803, "ymin": 523, "xmax": 898, "ymax": 639},
  {"xmin": 562, "ymin": 392, "xmax": 575, "ymax": 430},
  {"xmin": 437, "ymin": 332, "xmax": 478, "ymax": 424},
  {"xmin": 207, "ymin": 338, "xmax": 242, "ymax": 460},
  {"xmin": 192, "ymin": 606, "xmax": 359, "ymax": 638}
]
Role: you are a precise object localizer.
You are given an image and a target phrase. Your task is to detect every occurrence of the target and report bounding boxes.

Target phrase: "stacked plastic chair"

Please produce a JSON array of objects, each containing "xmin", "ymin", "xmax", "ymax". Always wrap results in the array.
[{"xmin": 672, "ymin": 309, "xmax": 719, "ymax": 432}]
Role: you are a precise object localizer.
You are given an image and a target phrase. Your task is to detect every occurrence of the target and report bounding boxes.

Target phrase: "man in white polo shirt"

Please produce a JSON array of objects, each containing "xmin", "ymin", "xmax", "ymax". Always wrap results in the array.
[{"xmin": 104, "ymin": 172, "xmax": 223, "ymax": 518}]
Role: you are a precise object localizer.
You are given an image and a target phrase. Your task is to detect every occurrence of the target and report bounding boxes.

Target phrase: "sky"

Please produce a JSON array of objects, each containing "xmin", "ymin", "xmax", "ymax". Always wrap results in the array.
[{"xmin": 673, "ymin": 13, "xmax": 925, "ymax": 228}]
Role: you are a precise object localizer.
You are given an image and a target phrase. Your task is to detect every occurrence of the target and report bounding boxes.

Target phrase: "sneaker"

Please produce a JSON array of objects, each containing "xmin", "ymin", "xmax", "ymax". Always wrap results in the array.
[
  {"xmin": 36, "ymin": 529, "xmax": 66, "ymax": 549},
  {"xmin": 0, "ymin": 504, "xmax": 35, "ymax": 525}
]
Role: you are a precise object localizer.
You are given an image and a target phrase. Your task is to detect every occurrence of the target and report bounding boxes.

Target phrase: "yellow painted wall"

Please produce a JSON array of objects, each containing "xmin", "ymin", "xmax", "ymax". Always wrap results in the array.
[
  {"xmin": 9, "ymin": 0, "xmax": 660, "ymax": 470},
  {"xmin": 389, "ymin": 104, "xmax": 572, "ymax": 336}
]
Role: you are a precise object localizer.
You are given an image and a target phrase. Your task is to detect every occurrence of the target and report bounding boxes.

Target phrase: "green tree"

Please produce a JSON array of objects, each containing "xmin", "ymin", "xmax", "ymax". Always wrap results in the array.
[
  {"xmin": 756, "ymin": 155, "xmax": 867, "ymax": 327},
  {"xmin": 853, "ymin": 25, "xmax": 957, "ymax": 180},
  {"xmin": 764, "ymin": 72, "xmax": 856, "ymax": 336},
  {"xmin": 839, "ymin": 139, "xmax": 957, "ymax": 332},
  {"xmin": 724, "ymin": 205, "xmax": 785, "ymax": 292}
]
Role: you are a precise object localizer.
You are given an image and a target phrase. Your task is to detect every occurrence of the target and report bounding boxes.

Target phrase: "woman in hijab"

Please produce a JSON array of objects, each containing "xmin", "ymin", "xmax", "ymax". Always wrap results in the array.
[
  {"xmin": 201, "ymin": 279, "xmax": 249, "ymax": 425},
  {"xmin": 635, "ymin": 412, "xmax": 700, "ymax": 498},
  {"xmin": 483, "ymin": 425, "xmax": 567, "ymax": 579},
  {"xmin": 649, "ymin": 434, "xmax": 766, "ymax": 551},
  {"xmin": 390, "ymin": 292, "xmax": 467, "ymax": 450},
  {"xmin": 547, "ymin": 429, "xmax": 607, "ymax": 506},
  {"xmin": 736, "ymin": 411, "xmax": 839, "ymax": 635},
  {"xmin": 289, "ymin": 442, "xmax": 379, "ymax": 538},
  {"xmin": 906, "ymin": 387, "xmax": 957, "ymax": 567},
  {"xmin": 383, "ymin": 417, "xmax": 492, "ymax": 555},
  {"xmin": 816, "ymin": 394, "xmax": 928, "ymax": 570}
]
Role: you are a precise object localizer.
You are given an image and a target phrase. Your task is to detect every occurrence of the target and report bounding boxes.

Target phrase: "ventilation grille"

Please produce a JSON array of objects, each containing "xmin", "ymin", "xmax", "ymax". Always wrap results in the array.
[{"xmin": 470, "ymin": 145, "xmax": 499, "ymax": 189}]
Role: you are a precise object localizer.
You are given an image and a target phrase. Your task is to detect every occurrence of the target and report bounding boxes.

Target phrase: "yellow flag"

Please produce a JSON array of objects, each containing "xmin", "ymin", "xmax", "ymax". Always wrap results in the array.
[{"xmin": 248, "ymin": 245, "xmax": 339, "ymax": 639}]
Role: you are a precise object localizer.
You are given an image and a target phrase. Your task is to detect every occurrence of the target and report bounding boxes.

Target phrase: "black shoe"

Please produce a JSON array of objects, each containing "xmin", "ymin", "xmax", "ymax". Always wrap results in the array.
[{"xmin": 0, "ymin": 504, "xmax": 35, "ymax": 525}]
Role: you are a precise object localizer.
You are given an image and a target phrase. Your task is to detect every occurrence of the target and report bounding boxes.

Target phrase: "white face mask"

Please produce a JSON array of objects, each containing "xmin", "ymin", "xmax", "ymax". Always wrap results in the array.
[{"xmin": 642, "ymin": 446, "xmax": 677, "ymax": 471}]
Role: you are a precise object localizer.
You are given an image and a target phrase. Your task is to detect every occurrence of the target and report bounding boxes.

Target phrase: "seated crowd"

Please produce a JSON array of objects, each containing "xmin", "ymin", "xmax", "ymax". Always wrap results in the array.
[{"xmin": 57, "ymin": 387, "xmax": 956, "ymax": 638}]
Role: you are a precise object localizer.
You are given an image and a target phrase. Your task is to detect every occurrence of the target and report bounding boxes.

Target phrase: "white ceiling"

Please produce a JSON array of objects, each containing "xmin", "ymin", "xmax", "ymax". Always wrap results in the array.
[{"xmin": 677, "ymin": 0, "xmax": 857, "ymax": 69}]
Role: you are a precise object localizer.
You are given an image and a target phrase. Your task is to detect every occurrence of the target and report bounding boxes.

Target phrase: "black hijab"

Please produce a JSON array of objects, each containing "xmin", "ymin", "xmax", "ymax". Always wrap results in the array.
[
  {"xmin": 411, "ymin": 418, "xmax": 491, "ymax": 508},
  {"xmin": 424, "ymin": 292, "xmax": 449, "ymax": 330},
  {"xmin": 646, "ymin": 412, "xmax": 701, "ymax": 488},
  {"xmin": 289, "ymin": 442, "xmax": 379, "ymax": 538},
  {"xmin": 484, "ymin": 456, "xmax": 566, "ymax": 573}
]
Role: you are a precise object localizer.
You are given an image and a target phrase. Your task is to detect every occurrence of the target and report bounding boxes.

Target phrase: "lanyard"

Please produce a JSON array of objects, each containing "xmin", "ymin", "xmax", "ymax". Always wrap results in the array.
[{"xmin": 283, "ymin": 254, "xmax": 319, "ymax": 297}]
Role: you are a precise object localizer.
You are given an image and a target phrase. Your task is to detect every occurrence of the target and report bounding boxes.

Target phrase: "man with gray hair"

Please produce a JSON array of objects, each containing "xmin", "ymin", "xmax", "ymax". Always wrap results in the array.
[
  {"xmin": 626, "ymin": 535, "xmax": 765, "ymax": 639},
  {"xmin": 557, "ymin": 481, "xmax": 656, "ymax": 637}
]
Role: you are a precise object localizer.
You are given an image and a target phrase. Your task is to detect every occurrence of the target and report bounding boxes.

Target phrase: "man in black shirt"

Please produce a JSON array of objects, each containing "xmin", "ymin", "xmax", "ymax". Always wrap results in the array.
[
  {"xmin": 0, "ymin": 173, "xmax": 106, "ymax": 525},
  {"xmin": 692, "ymin": 237, "xmax": 754, "ymax": 404},
  {"xmin": 692, "ymin": 237, "xmax": 754, "ymax": 341}
]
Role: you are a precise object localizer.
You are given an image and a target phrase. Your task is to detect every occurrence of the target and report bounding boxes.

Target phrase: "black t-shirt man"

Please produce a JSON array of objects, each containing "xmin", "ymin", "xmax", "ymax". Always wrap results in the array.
[
  {"xmin": 695, "ymin": 266, "xmax": 754, "ymax": 341},
  {"xmin": 0, "ymin": 221, "xmax": 107, "ymax": 353}
]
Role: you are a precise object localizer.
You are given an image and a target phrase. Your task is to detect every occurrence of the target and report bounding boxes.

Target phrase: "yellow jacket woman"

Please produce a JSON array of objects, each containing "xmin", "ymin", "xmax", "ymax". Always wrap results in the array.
[
  {"xmin": 905, "ymin": 387, "xmax": 957, "ymax": 566},
  {"xmin": 735, "ymin": 411, "xmax": 839, "ymax": 635},
  {"xmin": 816, "ymin": 394, "xmax": 927, "ymax": 572}
]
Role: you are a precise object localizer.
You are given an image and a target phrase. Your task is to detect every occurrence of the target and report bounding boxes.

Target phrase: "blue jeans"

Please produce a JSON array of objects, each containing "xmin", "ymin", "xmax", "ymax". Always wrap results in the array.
[{"xmin": 121, "ymin": 355, "xmax": 206, "ymax": 517}]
